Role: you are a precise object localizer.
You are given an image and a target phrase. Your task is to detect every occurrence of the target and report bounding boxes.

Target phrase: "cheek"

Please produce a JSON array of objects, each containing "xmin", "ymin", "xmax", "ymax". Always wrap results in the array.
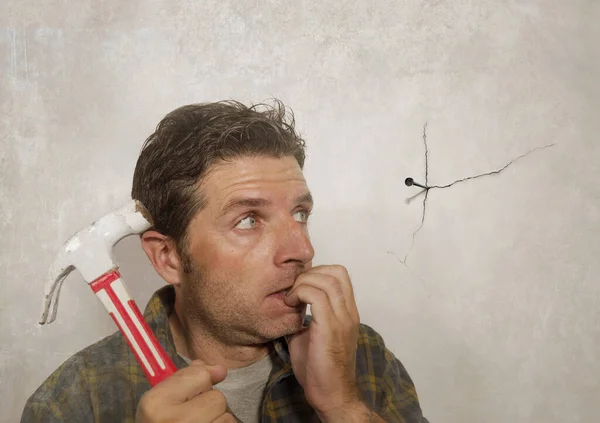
[
  {"xmin": 225, "ymin": 231, "xmax": 276, "ymax": 264},
  {"xmin": 189, "ymin": 232, "xmax": 236, "ymax": 268},
  {"xmin": 189, "ymin": 231, "xmax": 276, "ymax": 288}
]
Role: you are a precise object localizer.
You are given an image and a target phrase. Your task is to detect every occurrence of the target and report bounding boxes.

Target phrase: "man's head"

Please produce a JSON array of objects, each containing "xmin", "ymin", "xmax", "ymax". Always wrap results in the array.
[{"xmin": 132, "ymin": 100, "xmax": 315, "ymax": 345}]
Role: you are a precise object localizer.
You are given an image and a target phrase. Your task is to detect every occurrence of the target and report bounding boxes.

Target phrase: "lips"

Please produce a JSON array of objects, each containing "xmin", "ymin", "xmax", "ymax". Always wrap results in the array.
[{"xmin": 270, "ymin": 287, "xmax": 292, "ymax": 296}]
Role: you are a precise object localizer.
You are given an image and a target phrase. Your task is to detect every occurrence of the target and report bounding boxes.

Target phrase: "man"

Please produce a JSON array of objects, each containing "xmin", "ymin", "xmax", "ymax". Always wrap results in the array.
[{"xmin": 21, "ymin": 100, "xmax": 429, "ymax": 422}]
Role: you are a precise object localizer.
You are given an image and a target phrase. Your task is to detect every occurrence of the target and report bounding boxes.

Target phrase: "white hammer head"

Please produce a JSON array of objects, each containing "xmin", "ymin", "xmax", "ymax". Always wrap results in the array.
[{"xmin": 39, "ymin": 200, "xmax": 153, "ymax": 325}]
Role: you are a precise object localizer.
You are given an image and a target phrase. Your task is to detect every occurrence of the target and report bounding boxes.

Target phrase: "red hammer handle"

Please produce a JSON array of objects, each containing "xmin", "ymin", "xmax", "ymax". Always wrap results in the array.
[{"xmin": 90, "ymin": 270, "xmax": 177, "ymax": 386}]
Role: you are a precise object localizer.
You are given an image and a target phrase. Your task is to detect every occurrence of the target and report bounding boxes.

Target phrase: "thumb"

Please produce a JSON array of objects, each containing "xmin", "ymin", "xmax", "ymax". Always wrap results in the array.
[{"xmin": 204, "ymin": 363, "xmax": 227, "ymax": 384}]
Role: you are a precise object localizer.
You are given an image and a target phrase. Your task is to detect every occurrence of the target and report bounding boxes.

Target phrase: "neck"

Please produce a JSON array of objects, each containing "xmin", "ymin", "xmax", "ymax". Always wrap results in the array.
[{"xmin": 168, "ymin": 304, "xmax": 270, "ymax": 369}]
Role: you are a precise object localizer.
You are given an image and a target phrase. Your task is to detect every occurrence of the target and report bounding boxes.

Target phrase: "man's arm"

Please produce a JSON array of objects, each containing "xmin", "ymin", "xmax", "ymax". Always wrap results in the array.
[
  {"xmin": 354, "ymin": 324, "xmax": 430, "ymax": 423},
  {"xmin": 21, "ymin": 400, "xmax": 64, "ymax": 423},
  {"xmin": 317, "ymin": 349, "xmax": 430, "ymax": 423},
  {"xmin": 329, "ymin": 352, "xmax": 429, "ymax": 423},
  {"xmin": 20, "ymin": 355, "xmax": 95, "ymax": 423},
  {"xmin": 377, "ymin": 341, "xmax": 430, "ymax": 422}
]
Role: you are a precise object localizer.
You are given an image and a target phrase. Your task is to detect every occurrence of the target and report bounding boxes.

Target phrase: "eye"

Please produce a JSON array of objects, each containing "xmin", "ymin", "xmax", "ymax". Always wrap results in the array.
[
  {"xmin": 236, "ymin": 214, "xmax": 258, "ymax": 229},
  {"xmin": 294, "ymin": 209, "xmax": 311, "ymax": 223}
]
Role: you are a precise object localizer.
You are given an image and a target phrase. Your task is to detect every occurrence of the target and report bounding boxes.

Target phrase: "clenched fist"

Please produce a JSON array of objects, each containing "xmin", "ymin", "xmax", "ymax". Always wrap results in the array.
[{"xmin": 136, "ymin": 360, "xmax": 237, "ymax": 423}]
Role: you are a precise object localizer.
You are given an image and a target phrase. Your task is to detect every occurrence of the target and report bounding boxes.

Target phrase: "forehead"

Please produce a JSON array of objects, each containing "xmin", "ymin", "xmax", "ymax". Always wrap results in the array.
[{"xmin": 201, "ymin": 156, "xmax": 308, "ymax": 203}]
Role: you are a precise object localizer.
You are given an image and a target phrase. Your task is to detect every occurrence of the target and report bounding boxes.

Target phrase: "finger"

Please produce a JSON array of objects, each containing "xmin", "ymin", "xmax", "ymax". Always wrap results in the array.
[
  {"xmin": 309, "ymin": 265, "xmax": 356, "ymax": 310},
  {"xmin": 309, "ymin": 265, "xmax": 359, "ymax": 321},
  {"xmin": 288, "ymin": 271, "xmax": 350, "ymax": 322},
  {"xmin": 188, "ymin": 360, "xmax": 227, "ymax": 385},
  {"xmin": 205, "ymin": 363, "xmax": 228, "ymax": 384},
  {"xmin": 284, "ymin": 284, "xmax": 335, "ymax": 325},
  {"xmin": 153, "ymin": 360, "xmax": 223, "ymax": 403},
  {"xmin": 178, "ymin": 389, "xmax": 228, "ymax": 423}
]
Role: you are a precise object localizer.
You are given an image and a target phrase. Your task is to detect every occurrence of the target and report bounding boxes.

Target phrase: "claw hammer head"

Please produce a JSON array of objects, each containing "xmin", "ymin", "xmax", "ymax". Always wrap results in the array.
[{"xmin": 39, "ymin": 199, "xmax": 153, "ymax": 325}]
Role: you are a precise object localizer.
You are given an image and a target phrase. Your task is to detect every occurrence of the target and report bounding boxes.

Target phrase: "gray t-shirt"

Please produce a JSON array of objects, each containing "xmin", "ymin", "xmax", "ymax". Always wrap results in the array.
[{"xmin": 179, "ymin": 352, "xmax": 275, "ymax": 423}]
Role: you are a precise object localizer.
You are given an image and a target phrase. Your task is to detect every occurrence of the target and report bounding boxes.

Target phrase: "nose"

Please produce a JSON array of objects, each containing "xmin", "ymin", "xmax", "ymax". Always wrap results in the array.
[{"xmin": 274, "ymin": 218, "xmax": 315, "ymax": 266}]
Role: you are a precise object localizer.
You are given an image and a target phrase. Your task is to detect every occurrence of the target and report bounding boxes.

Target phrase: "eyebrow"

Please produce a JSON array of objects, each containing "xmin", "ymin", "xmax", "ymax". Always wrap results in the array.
[
  {"xmin": 218, "ymin": 192, "xmax": 314, "ymax": 218},
  {"xmin": 296, "ymin": 192, "xmax": 314, "ymax": 207}
]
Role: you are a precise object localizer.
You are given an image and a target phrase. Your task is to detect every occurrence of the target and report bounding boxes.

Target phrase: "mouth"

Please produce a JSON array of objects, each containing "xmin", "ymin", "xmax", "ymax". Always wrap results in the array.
[
  {"xmin": 269, "ymin": 267, "xmax": 307, "ymax": 295},
  {"xmin": 266, "ymin": 285, "xmax": 305, "ymax": 312},
  {"xmin": 269, "ymin": 287, "xmax": 292, "ymax": 297}
]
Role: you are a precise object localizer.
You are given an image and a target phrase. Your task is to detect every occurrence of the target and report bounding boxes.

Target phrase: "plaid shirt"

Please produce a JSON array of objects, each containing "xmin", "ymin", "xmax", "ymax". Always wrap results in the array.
[{"xmin": 21, "ymin": 285, "xmax": 429, "ymax": 423}]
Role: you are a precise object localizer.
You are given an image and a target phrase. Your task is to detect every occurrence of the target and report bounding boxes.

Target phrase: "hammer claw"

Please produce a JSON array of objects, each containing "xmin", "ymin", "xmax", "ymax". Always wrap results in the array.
[{"xmin": 39, "ymin": 265, "xmax": 74, "ymax": 324}]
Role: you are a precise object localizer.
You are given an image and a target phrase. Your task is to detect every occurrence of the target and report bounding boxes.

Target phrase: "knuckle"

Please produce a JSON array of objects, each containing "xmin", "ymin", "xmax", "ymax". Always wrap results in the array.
[
  {"xmin": 328, "ymin": 268, "xmax": 350, "ymax": 286},
  {"xmin": 178, "ymin": 364, "xmax": 212, "ymax": 392},
  {"xmin": 137, "ymin": 392, "xmax": 155, "ymax": 413},
  {"xmin": 332, "ymin": 264, "xmax": 348, "ymax": 276},
  {"xmin": 136, "ymin": 396, "xmax": 163, "ymax": 422},
  {"xmin": 325, "ymin": 273, "xmax": 340, "ymax": 285},
  {"xmin": 189, "ymin": 364, "xmax": 211, "ymax": 384}
]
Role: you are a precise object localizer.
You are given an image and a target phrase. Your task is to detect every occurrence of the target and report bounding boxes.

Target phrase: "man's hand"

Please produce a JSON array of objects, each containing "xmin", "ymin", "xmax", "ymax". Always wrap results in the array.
[
  {"xmin": 284, "ymin": 265, "xmax": 366, "ymax": 422},
  {"xmin": 136, "ymin": 360, "xmax": 236, "ymax": 423}
]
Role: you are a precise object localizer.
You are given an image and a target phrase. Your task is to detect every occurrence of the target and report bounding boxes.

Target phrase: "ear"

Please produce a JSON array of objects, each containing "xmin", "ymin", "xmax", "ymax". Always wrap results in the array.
[{"xmin": 141, "ymin": 230, "xmax": 184, "ymax": 286}]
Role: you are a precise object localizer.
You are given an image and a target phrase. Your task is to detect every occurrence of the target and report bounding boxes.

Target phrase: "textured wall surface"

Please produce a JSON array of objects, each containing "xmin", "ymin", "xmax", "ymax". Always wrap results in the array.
[{"xmin": 1, "ymin": 1, "xmax": 599, "ymax": 422}]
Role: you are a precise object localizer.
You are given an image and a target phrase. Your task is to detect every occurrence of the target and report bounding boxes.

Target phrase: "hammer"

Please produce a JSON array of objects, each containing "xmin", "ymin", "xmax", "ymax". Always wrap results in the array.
[{"xmin": 39, "ymin": 200, "xmax": 177, "ymax": 386}]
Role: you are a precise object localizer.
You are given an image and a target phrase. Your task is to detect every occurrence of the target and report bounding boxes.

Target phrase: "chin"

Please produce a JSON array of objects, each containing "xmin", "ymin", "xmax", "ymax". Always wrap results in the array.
[{"xmin": 257, "ymin": 311, "xmax": 306, "ymax": 341}]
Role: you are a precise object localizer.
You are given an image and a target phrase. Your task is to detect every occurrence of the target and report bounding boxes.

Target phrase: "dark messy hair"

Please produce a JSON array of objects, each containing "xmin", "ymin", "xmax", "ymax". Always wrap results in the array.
[{"xmin": 131, "ymin": 99, "xmax": 306, "ymax": 271}]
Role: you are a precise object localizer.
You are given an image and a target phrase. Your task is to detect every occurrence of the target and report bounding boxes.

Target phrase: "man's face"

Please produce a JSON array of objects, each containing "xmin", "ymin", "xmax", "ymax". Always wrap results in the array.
[{"xmin": 178, "ymin": 155, "xmax": 315, "ymax": 344}]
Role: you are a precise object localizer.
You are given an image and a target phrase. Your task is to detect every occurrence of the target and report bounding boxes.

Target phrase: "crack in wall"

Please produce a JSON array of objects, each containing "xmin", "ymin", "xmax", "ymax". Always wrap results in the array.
[
  {"xmin": 399, "ymin": 123, "xmax": 556, "ymax": 266},
  {"xmin": 429, "ymin": 143, "xmax": 556, "ymax": 190},
  {"xmin": 386, "ymin": 250, "xmax": 426, "ymax": 285},
  {"xmin": 403, "ymin": 123, "xmax": 430, "ymax": 263}
]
